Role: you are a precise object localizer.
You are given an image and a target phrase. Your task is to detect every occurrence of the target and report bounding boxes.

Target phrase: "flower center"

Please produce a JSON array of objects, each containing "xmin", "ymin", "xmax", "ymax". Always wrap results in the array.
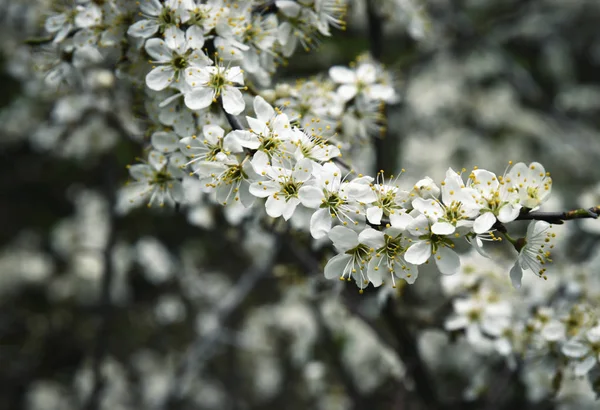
[
  {"xmin": 159, "ymin": 7, "xmax": 177, "ymax": 27},
  {"xmin": 172, "ymin": 54, "xmax": 188, "ymax": 70},
  {"xmin": 321, "ymin": 191, "xmax": 344, "ymax": 210},
  {"xmin": 282, "ymin": 181, "xmax": 299, "ymax": 199}
]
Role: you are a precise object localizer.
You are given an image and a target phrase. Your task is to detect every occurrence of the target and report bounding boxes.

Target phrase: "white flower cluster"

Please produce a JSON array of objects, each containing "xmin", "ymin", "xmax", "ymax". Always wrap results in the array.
[
  {"xmin": 130, "ymin": 78, "xmax": 556, "ymax": 290},
  {"xmin": 440, "ymin": 249, "xmax": 600, "ymax": 397},
  {"xmin": 39, "ymin": 1, "xmax": 563, "ymax": 292},
  {"xmin": 129, "ymin": 0, "xmax": 348, "ymax": 113}
]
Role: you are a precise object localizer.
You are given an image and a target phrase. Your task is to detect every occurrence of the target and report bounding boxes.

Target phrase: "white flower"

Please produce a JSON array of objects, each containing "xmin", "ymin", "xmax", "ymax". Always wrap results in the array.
[
  {"xmin": 127, "ymin": 0, "xmax": 191, "ymax": 39},
  {"xmin": 404, "ymin": 214, "xmax": 461, "ymax": 275},
  {"xmin": 562, "ymin": 325, "xmax": 600, "ymax": 376},
  {"xmin": 329, "ymin": 62, "xmax": 396, "ymax": 103},
  {"xmin": 193, "ymin": 156, "xmax": 257, "ymax": 207},
  {"xmin": 45, "ymin": 3, "xmax": 103, "ymax": 43},
  {"xmin": 324, "ymin": 226, "xmax": 385, "ymax": 290},
  {"xmin": 127, "ymin": 151, "xmax": 186, "ymax": 208},
  {"xmin": 507, "ymin": 162, "xmax": 552, "ymax": 210},
  {"xmin": 368, "ymin": 227, "xmax": 418, "ymax": 286},
  {"xmin": 298, "ymin": 162, "xmax": 374, "ymax": 239},
  {"xmin": 340, "ymin": 95, "xmax": 383, "ymax": 140},
  {"xmin": 288, "ymin": 127, "xmax": 340, "ymax": 162},
  {"xmin": 509, "ymin": 221, "xmax": 556, "ymax": 288},
  {"xmin": 249, "ymin": 158, "xmax": 313, "ymax": 220},
  {"xmin": 179, "ymin": 125, "xmax": 243, "ymax": 168},
  {"xmin": 145, "ymin": 27, "xmax": 211, "ymax": 91},
  {"xmin": 228, "ymin": 96, "xmax": 293, "ymax": 159},
  {"xmin": 411, "ymin": 176, "xmax": 440, "ymax": 199},
  {"xmin": 412, "ymin": 168, "xmax": 479, "ymax": 235},
  {"xmin": 184, "ymin": 64, "xmax": 246, "ymax": 114},
  {"xmin": 445, "ymin": 291, "xmax": 512, "ymax": 352},
  {"xmin": 468, "ymin": 168, "xmax": 521, "ymax": 234},
  {"xmin": 151, "ymin": 131, "xmax": 180, "ymax": 154},
  {"xmin": 365, "ymin": 172, "xmax": 412, "ymax": 227}
]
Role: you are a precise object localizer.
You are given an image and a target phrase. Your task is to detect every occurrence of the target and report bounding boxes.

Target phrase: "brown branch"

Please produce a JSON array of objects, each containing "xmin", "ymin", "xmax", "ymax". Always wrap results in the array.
[{"xmin": 515, "ymin": 206, "xmax": 600, "ymax": 225}]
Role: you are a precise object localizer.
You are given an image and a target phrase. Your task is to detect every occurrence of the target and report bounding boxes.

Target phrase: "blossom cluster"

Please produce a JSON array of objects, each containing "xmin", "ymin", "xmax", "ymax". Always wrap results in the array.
[
  {"xmin": 129, "ymin": 83, "xmax": 556, "ymax": 291},
  {"xmin": 39, "ymin": 1, "xmax": 559, "ymax": 292},
  {"xmin": 441, "ymin": 250, "xmax": 600, "ymax": 396}
]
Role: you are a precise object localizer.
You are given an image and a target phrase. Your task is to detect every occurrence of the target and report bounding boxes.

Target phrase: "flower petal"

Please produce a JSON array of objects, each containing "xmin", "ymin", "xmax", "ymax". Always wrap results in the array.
[
  {"xmin": 184, "ymin": 87, "xmax": 214, "ymax": 110},
  {"xmin": 473, "ymin": 212, "xmax": 497, "ymax": 234},
  {"xmin": 324, "ymin": 254, "xmax": 351, "ymax": 280},
  {"xmin": 435, "ymin": 247, "xmax": 460, "ymax": 275},
  {"xmin": 404, "ymin": 241, "xmax": 431, "ymax": 265},
  {"xmin": 222, "ymin": 86, "xmax": 245, "ymax": 115},
  {"xmin": 509, "ymin": 262, "xmax": 523, "ymax": 289},
  {"xmin": 310, "ymin": 208, "xmax": 332, "ymax": 239},
  {"xmin": 329, "ymin": 226, "xmax": 359, "ymax": 251},
  {"xmin": 146, "ymin": 66, "xmax": 175, "ymax": 91}
]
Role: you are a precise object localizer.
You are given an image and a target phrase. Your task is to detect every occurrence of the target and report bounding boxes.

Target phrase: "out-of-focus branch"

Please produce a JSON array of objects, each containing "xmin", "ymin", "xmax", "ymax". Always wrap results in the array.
[
  {"xmin": 82, "ymin": 154, "xmax": 118, "ymax": 410},
  {"xmin": 381, "ymin": 298, "xmax": 441, "ymax": 410},
  {"xmin": 365, "ymin": 4, "xmax": 439, "ymax": 409},
  {"xmin": 158, "ymin": 239, "xmax": 283, "ymax": 410}
]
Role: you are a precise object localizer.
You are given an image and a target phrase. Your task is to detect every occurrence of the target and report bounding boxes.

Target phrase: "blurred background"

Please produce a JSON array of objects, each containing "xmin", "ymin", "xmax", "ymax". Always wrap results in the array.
[{"xmin": 1, "ymin": 0, "xmax": 600, "ymax": 409}]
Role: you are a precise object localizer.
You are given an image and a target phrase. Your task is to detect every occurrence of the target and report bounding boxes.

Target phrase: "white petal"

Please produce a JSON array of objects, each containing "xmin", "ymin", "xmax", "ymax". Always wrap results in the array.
[
  {"xmin": 389, "ymin": 212, "xmax": 412, "ymax": 230},
  {"xmin": 367, "ymin": 257, "xmax": 384, "ymax": 287},
  {"xmin": 276, "ymin": 0, "xmax": 302, "ymax": 17},
  {"xmin": 432, "ymin": 221, "xmax": 455, "ymax": 235},
  {"xmin": 282, "ymin": 198, "xmax": 300, "ymax": 220},
  {"xmin": 329, "ymin": 66, "xmax": 356, "ymax": 84},
  {"xmin": 358, "ymin": 228, "xmax": 385, "ymax": 249},
  {"xmin": 299, "ymin": 186, "xmax": 323, "ymax": 208},
  {"xmin": 74, "ymin": 4, "xmax": 102, "ymax": 28},
  {"xmin": 473, "ymin": 212, "xmax": 497, "ymax": 234},
  {"xmin": 404, "ymin": 241, "xmax": 431, "ymax": 265},
  {"xmin": 509, "ymin": 262, "xmax": 523, "ymax": 289},
  {"xmin": 435, "ymin": 247, "xmax": 460, "ymax": 275},
  {"xmin": 229, "ymin": 130, "xmax": 260, "ymax": 150},
  {"xmin": 356, "ymin": 63, "xmax": 376, "ymax": 83},
  {"xmin": 140, "ymin": 0, "xmax": 162, "ymax": 16},
  {"xmin": 265, "ymin": 195, "xmax": 287, "ymax": 218},
  {"xmin": 145, "ymin": 39, "xmax": 172, "ymax": 62},
  {"xmin": 338, "ymin": 84, "xmax": 358, "ymax": 102},
  {"xmin": 222, "ymin": 86, "xmax": 245, "ymax": 115},
  {"xmin": 226, "ymin": 67, "xmax": 245, "ymax": 85},
  {"xmin": 497, "ymin": 203, "xmax": 521, "ymax": 223},
  {"xmin": 146, "ymin": 66, "xmax": 175, "ymax": 91},
  {"xmin": 562, "ymin": 341, "xmax": 589, "ymax": 358},
  {"xmin": 127, "ymin": 20, "xmax": 159, "ymax": 38},
  {"xmin": 164, "ymin": 26, "xmax": 186, "ymax": 52},
  {"xmin": 310, "ymin": 208, "xmax": 332, "ymax": 239},
  {"xmin": 249, "ymin": 181, "xmax": 278, "ymax": 198},
  {"xmin": 329, "ymin": 226, "xmax": 359, "ymax": 251},
  {"xmin": 45, "ymin": 13, "xmax": 67, "ymax": 33},
  {"xmin": 445, "ymin": 315, "xmax": 469, "ymax": 331},
  {"xmin": 250, "ymin": 151, "xmax": 270, "ymax": 174},
  {"xmin": 254, "ymin": 95, "xmax": 275, "ymax": 120},
  {"xmin": 184, "ymin": 87, "xmax": 214, "ymax": 110},
  {"xmin": 292, "ymin": 159, "xmax": 314, "ymax": 182},
  {"xmin": 185, "ymin": 25, "xmax": 205, "ymax": 49},
  {"xmin": 324, "ymin": 254, "xmax": 351, "ymax": 280},
  {"xmin": 151, "ymin": 132, "xmax": 179, "ymax": 152},
  {"xmin": 366, "ymin": 207, "xmax": 383, "ymax": 225},
  {"xmin": 587, "ymin": 326, "xmax": 600, "ymax": 344},
  {"xmin": 575, "ymin": 356, "xmax": 596, "ymax": 377}
]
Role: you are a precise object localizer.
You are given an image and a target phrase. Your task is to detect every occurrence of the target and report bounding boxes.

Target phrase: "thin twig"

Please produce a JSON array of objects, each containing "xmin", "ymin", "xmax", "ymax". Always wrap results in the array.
[{"xmin": 515, "ymin": 206, "xmax": 600, "ymax": 224}]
